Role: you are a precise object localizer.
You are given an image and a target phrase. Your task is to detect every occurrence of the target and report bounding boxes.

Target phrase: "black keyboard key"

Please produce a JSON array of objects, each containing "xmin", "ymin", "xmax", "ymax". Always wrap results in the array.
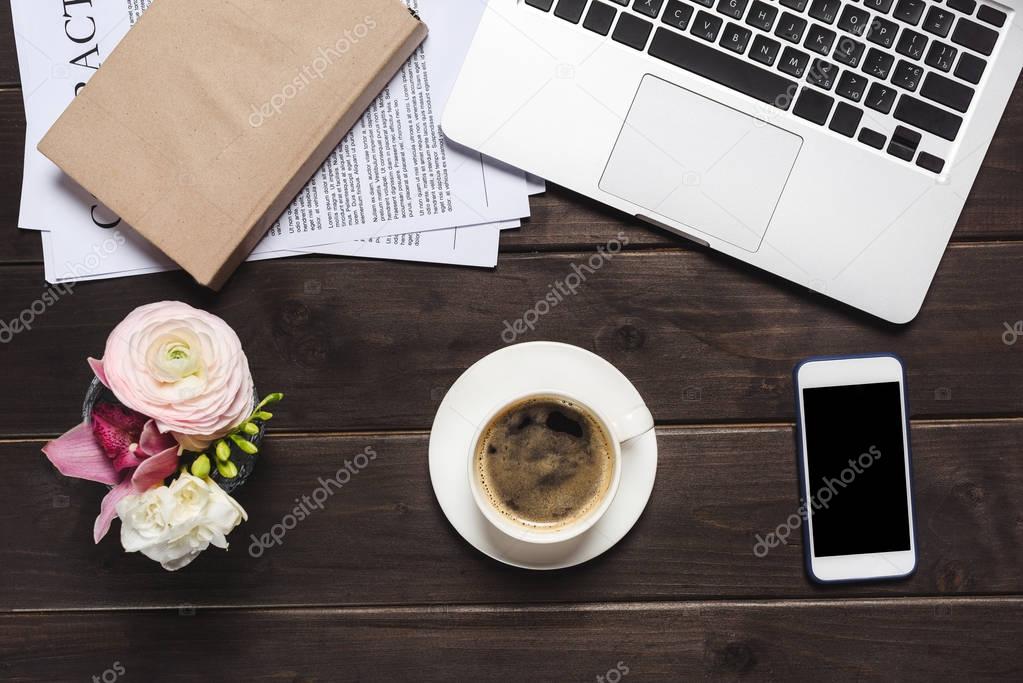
[
  {"xmin": 794, "ymin": 87, "xmax": 835, "ymax": 124},
  {"xmin": 923, "ymin": 7, "xmax": 955, "ymax": 37},
  {"xmin": 750, "ymin": 34, "xmax": 782, "ymax": 65},
  {"xmin": 634, "ymin": 0, "xmax": 665, "ymax": 18},
  {"xmin": 867, "ymin": 17, "xmax": 899, "ymax": 47},
  {"xmin": 609, "ymin": 0, "xmax": 629, "ymax": 5},
  {"xmin": 863, "ymin": 0, "xmax": 895, "ymax": 13},
  {"xmin": 809, "ymin": 0, "xmax": 841, "ymax": 24},
  {"xmin": 613, "ymin": 12, "xmax": 655, "ymax": 48},
  {"xmin": 866, "ymin": 82, "xmax": 897, "ymax": 113},
  {"xmin": 896, "ymin": 28, "xmax": 929, "ymax": 59},
  {"xmin": 691, "ymin": 0, "xmax": 714, "ymax": 7},
  {"xmin": 863, "ymin": 47, "xmax": 895, "ymax": 77},
  {"xmin": 887, "ymin": 125, "xmax": 921, "ymax": 161},
  {"xmin": 584, "ymin": 1, "xmax": 618, "ymax": 35},
  {"xmin": 894, "ymin": 94, "xmax": 963, "ymax": 140},
  {"xmin": 721, "ymin": 22, "xmax": 753, "ymax": 52},
  {"xmin": 776, "ymin": 12, "xmax": 808, "ymax": 43},
  {"xmin": 829, "ymin": 101, "xmax": 864, "ymax": 136},
  {"xmin": 555, "ymin": 0, "xmax": 588, "ymax": 23},
  {"xmin": 858, "ymin": 127, "xmax": 887, "ymax": 149},
  {"xmin": 892, "ymin": 59, "xmax": 924, "ymax": 90},
  {"xmin": 925, "ymin": 41, "xmax": 958, "ymax": 71},
  {"xmin": 894, "ymin": 0, "xmax": 925, "ymax": 25},
  {"xmin": 526, "ymin": 0, "xmax": 555, "ymax": 11},
  {"xmin": 804, "ymin": 24, "xmax": 837, "ymax": 54},
  {"xmin": 952, "ymin": 18, "xmax": 998, "ymax": 55},
  {"xmin": 691, "ymin": 10, "xmax": 724, "ymax": 41},
  {"xmin": 838, "ymin": 6, "xmax": 870, "ymax": 36},
  {"xmin": 781, "ymin": 0, "xmax": 809, "ymax": 11},
  {"xmin": 663, "ymin": 0, "xmax": 695, "ymax": 30},
  {"xmin": 946, "ymin": 0, "xmax": 977, "ymax": 14},
  {"xmin": 917, "ymin": 151, "xmax": 946, "ymax": 173},
  {"xmin": 920, "ymin": 71, "xmax": 975, "ymax": 112},
  {"xmin": 717, "ymin": 0, "xmax": 749, "ymax": 19},
  {"xmin": 837, "ymin": 71, "xmax": 867, "ymax": 101},
  {"xmin": 779, "ymin": 46, "xmax": 811, "ymax": 76},
  {"xmin": 747, "ymin": 1, "xmax": 778, "ymax": 31},
  {"xmin": 834, "ymin": 35, "xmax": 866, "ymax": 66},
  {"xmin": 977, "ymin": 5, "xmax": 1007, "ymax": 27},
  {"xmin": 807, "ymin": 59, "xmax": 839, "ymax": 89},
  {"xmin": 954, "ymin": 52, "xmax": 987, "ymax": 84},
  {"xmin": 647, "ymin": 27, "xmax": 799, "ymax": 107}
]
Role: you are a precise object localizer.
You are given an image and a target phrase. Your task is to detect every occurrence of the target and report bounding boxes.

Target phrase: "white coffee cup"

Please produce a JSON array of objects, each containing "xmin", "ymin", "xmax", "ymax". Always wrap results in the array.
[{"xmin": 467, "ymin": 389, "xmax": 654, "ymax": 544}]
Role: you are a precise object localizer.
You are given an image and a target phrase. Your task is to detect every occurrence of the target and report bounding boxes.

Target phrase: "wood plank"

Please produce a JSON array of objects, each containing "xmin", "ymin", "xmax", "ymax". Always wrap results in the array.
[
  {"xmin": 1, "ymin": 243, "xmax": 1021, "ymax": 436},
  {"xmin": 1, "ymin": 598, "xmax": 1021, "ymax": 680},
  {"xmin": 0, "ymin": 74, "xmax": 1021, "ymax": 264},
  {"xmin": 2, "ymin": 420, "xmax": 1020, "ymax": 610},
  {"xmin": 0, "ymin": 4, "xmax": 17, "ymax": 87}
]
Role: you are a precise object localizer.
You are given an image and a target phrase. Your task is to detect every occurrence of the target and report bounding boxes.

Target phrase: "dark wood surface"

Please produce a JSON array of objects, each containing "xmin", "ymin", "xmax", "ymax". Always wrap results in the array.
[{"xmin": 1, "ymin": 9, "xmax": 1022, "ymax": 680}]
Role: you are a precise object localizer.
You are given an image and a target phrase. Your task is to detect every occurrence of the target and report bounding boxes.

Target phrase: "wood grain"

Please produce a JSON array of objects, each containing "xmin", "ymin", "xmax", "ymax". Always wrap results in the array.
[
  {"xmin": 0, "ymin": 4, "xmax": 16, "ymax": 87},
  {"xmin": 1, "ymin": 244, "xmax": 1020, "ymax": 437},
  {"xmin": 1, "ymin": 598, "xmax": 1021, "ymax": 681},
  {"xmin": 2, "ymin": 420, "xmax": 1020, "ymax": 610}
]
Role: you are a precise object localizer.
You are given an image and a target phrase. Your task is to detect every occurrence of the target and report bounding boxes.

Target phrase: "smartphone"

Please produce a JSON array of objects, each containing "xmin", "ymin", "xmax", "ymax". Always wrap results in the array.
[{"xmin": 794, "ymin": 354, "xmax": 917, "ymax": 583}]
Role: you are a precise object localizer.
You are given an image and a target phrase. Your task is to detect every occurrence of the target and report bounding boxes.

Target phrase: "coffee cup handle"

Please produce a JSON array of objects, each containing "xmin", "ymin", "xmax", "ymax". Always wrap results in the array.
[{"xmin": 610, "ymin": 404, "xmax": 655, "ymax": 446}]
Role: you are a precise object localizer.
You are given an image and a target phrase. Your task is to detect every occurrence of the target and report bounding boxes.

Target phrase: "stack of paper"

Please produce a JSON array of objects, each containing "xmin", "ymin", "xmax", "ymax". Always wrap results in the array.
[{"xmin": 12, "ymin": 0, "xmax": 542, "ymax": 283}]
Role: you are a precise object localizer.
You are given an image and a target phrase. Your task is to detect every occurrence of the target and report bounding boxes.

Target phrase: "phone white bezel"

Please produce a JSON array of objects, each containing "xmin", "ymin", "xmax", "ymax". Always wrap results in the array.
[{"xmin": 795, "ymin": 355, "xmax": 917, "ymax": 583}]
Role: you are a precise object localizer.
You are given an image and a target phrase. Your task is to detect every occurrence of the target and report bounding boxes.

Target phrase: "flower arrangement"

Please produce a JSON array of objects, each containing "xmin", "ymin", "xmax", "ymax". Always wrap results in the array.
[{"xmin": 43, "ymin": 301, "xmax": 282, "ymax": 571}]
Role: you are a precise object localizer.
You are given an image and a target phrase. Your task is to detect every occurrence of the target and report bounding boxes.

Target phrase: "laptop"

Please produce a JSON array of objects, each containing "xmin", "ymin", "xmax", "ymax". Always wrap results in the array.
[{"xmin": 443, "ymin": 0, "xmax": 1022, "ymax": 323}]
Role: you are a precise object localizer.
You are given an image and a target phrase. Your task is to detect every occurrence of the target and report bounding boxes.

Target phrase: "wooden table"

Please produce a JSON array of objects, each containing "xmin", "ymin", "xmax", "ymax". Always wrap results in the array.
[{"xmin": 1, "ymin": 6, "xmax": 1021, "ymax": 680}]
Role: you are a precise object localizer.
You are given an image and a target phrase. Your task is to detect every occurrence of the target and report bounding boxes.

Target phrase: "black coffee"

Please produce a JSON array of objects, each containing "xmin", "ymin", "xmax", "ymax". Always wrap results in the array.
[{"xmin": 474, "ymin": 396, "xmax": 615, "ymax": 532}]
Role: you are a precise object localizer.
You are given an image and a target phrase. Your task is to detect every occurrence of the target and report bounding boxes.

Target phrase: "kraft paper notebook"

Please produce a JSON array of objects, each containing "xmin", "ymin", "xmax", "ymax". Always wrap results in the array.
[{"xmin": 39, "ymin": 0, "xmax": 428, "ymax": 289}]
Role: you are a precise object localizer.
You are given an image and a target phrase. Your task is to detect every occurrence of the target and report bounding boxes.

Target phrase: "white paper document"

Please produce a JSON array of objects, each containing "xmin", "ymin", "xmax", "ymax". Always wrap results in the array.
[{"xmin": 11, "ymin": 0, "xmax": 533, "ymax": 282}]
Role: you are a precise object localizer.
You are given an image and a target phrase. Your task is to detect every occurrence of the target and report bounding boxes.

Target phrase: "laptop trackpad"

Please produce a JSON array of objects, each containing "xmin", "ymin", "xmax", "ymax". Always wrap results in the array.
[{"xmin": 599, "ymin": 76, "xmax": 802, "ymax": 253}]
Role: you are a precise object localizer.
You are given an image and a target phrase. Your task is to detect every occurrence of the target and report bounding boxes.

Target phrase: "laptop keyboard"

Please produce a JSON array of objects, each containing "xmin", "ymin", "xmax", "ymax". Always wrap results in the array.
[{"xmin": 525, "ymin": 0, "xmax": 1011, "ymax": 174}]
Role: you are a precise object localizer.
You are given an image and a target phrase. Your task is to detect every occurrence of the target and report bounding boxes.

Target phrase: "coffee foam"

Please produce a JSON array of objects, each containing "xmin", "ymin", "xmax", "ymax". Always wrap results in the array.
[{"xmin": 474, "ymin": 396, "xmax": 615, "ymax": 532}]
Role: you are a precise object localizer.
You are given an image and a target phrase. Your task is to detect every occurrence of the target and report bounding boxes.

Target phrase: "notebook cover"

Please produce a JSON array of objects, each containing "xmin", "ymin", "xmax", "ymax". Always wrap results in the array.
[{"xmin": 39, "ymin": 0, "xmax": 427, "ymax": 289}]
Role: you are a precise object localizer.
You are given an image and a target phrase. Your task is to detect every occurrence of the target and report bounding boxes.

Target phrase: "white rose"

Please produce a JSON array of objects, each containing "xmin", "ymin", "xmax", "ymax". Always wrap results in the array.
[{"xmin": 117, "ymin": 473, "xmax": 248, "ymax": 571}]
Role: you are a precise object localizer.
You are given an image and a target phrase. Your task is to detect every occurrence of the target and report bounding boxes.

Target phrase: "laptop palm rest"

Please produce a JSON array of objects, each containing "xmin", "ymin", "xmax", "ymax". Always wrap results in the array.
[{"xmin": 599, "ymin": 75, "xmax": 803, "ymax": 253}]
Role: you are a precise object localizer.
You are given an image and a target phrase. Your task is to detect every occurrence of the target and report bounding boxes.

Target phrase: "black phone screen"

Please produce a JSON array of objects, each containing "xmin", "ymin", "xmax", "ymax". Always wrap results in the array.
[{"xmin": 802, "ymin": 381, "xmax": 911, "ymax": 558}]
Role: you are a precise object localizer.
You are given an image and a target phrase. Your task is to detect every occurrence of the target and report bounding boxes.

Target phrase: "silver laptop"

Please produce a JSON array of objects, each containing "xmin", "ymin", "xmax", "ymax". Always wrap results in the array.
[{"xmin": 443, "ymin": 0, "xmax": 1022, "ymax": 323}]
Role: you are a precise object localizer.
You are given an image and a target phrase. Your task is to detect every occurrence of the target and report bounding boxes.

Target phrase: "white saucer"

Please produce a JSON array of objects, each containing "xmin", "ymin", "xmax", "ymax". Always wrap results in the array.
[{"xmin": 428, "ymin": 341, "xmax": 658, "ymax": 570}]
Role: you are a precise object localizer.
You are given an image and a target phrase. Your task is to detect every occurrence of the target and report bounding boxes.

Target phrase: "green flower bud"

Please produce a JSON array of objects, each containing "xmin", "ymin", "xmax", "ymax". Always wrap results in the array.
[
  {"xmin": 215, "ymin": 440, "xmax": 232, "ymax": 462},
  {"xmin": 254, "ymin": 411, "xmax": 273, "ymax": 421},
  {"xmin": 217, "ymin": 459, "xmax": 238, "ymax": 479},
  {"xmin": 230, "ymin": 433, "xmax": 259, "ymax": 455},
  {"xmin": 190, "ymin": 454, "xmax": 211, "ymax": 478},
  {"xmin": 254, "ymin": 392, "xmax": 284, "ymax": 412},
  {"xmin": 241, "ymin": 422, "xmax": 259, "ymax": 436}
]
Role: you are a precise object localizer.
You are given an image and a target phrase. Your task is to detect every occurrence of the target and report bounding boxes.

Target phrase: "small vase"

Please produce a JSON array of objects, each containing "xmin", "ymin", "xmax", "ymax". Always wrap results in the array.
[{"xmin": 82, "ymin": 378, "xmax": 264, "ymax": 494}]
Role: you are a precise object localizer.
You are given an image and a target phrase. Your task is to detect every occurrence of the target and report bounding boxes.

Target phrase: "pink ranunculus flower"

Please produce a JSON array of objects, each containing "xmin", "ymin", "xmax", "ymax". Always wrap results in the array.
[{"xmin": 90, "ymin": 302, "xmax": 255, "ymax": 452}]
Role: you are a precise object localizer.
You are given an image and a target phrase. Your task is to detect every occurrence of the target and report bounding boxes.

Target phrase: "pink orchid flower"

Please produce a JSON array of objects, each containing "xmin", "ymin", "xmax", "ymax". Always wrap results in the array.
[{"xmin": 42, "ymin": 401, "xmax": 180, "ymax": 543}]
